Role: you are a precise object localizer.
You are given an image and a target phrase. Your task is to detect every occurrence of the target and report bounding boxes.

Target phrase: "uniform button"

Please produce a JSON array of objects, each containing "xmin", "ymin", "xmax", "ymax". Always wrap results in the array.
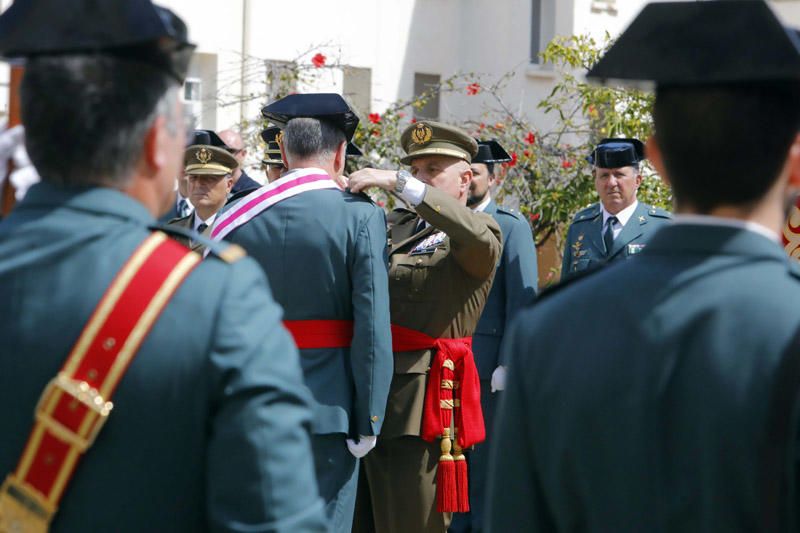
[
  {"xmin": 435, "ymin": 205, "xmax": 441, "ymax": 212},
  {"xmin": 371, "ymin": 415, "xmax": 379, "ymax": 422}
]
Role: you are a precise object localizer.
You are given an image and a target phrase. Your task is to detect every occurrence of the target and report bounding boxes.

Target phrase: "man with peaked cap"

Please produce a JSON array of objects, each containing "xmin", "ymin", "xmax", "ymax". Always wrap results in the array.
[
  {"xmin": 219, "ymin": 128, "xmax": 262, "ymax": 195},
  {"xmin": 488, "ymin": 1, "xmax": 800, "ymax": 531},
  {"xmin": 449, "ymin": 139, "xmax": 538, "ymax": 533},
  {"xmin": 560, "ymin": 137, "xmax": 671, "ymax": 280},
  {"xmin": 168, "ymin": 132, "xmax": 238, "ymax": 253},
  {"xmin": 211, "ymin": 93, "xmax": 393, "ymax": 533},
  {"xmin": 260, "ymin": 126, "xmax": 287, "ymax": 183},
  {"xmin": 0, "ymin": 2, "xmax": 327, "ymax": 532},
  {"xmin": 348, "ymin": 121, "xmax": 502, "ymax": 533}
]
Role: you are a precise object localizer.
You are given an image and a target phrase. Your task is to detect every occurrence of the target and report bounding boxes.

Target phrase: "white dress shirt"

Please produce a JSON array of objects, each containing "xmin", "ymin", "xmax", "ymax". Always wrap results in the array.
[{"xmin": 601, "ymin": 200, "xmax": 639, "ymax": 239}]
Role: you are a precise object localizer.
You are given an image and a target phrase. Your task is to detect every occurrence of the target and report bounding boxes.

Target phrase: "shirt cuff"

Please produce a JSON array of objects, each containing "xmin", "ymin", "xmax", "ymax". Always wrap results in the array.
[{"xmin": 398, "ymin": 176, "xmax": 426, "ymax": 207}]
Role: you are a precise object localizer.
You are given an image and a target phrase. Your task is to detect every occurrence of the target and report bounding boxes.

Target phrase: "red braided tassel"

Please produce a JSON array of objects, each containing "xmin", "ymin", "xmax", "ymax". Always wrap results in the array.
[
  {"xmin": 436, "ymin": 433, "xmax": 458, "ymax": 512},
  {"xmin": 454, "ymin": 443, "xmax": 470, "ymax": 512}
]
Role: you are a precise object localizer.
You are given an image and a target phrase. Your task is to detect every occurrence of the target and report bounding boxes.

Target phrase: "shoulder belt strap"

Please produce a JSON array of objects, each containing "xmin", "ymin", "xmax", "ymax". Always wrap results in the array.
[{"xmin": 0, "ymin": 232, "xmax": 200, "ymax": 532}]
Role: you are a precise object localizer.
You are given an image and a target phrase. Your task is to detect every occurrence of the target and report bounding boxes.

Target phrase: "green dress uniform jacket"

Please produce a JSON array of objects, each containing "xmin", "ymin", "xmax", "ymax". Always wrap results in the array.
[
  {"xmin": 560, "ymin": 202, "xmax": 671, "ymax": 279},
  {"xmin": 167, "ymin": 211, "xmax": 212, "ymax": 253},
  {"xmin": 488, "ymin": 223, "xmax": 800, "ymax": 532},
  {"xmin": 450, "ymin": 200, "xmax": 538, "ymax": 533},
  {"xmin": 223, "ymin": 176, "xmax": 393, "ymax": 532},
  {"xmin": 358, "ymin": 185, "xmax": 502, "ymax": 533},
  {"xmin": 0, "ymin": 182, "xmax": 327, "ymax": 533}
]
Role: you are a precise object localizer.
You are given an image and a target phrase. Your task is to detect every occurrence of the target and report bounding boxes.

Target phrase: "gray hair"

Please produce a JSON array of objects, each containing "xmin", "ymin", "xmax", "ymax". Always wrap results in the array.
[
  {"xmin": 21, "ymin": 54, "xmax": 178, "ymax": 188},
  {"xmin": 283, "ymin": 117, "xmax": 345, "ymax": 163}
]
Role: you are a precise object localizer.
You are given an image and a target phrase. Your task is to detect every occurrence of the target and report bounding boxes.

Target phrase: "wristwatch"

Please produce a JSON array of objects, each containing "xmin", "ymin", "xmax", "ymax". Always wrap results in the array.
[{"xmin": 395, "ymin": 169, "xmax": 412, "ymax": 194}]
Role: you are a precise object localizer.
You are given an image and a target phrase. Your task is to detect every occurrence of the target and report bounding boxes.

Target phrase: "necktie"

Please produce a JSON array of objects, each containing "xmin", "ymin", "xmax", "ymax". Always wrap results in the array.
[
  {"xmin": 197, "ymin": 223, "xmax": 208, "ymax": 234},
  {"xmin": 604, "ymin": 216, "xmax": 618, "ymax": 255}
]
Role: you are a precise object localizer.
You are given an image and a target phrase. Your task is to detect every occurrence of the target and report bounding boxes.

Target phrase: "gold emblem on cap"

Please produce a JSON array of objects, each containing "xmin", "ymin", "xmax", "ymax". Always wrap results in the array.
[
  {"xmin": 196, "ymin": 147, "xmax": 212, "ymax": 164},
  {"xmin": 275, "ymin": 131, "xmax": 284, "ymax": 146},
  {"xmin": 411, "ymin": 123, "xmax": 433, "ymax": 145}
]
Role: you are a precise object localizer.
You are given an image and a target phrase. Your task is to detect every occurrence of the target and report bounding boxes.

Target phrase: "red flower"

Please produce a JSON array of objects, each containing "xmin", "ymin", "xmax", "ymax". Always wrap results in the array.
[
  {"xmin": 377, "ymin": 200, "xmax": 385, "ymax": 207},
  {"xmin": 479, "ymin": 122, "xmax": 486, "ymax": 130},
  {"xmin": 368, "ymin": 113, "xmax": 381, "ymax": 124},
  {"xmin": 524, "ymin": 131, "xmax": 536, "ymax": 145},
  {"xmin": 523, "ymin": 149, "xmax": 531, "ymax": 157},
  {"xmin": 410, "ymin": 118, "xmax": 417, "ymax": 124},
  {"xmin": 371, "ymin": 130, "xmax": 380, "ymax": 136},
  {"xmin": 311, "ymin": 53, "xmax": 326, "ymax": 68},
  {"xmin": 466, "ymin": 82, "xmax": 481, "ymax": 96},
  {"xmin": 529, "ymin": 213, "xmax": 541, "ymax": 222},
  {"xmin": 503, "ymin": 151, "xmax": 518, "ymax": 168},
  {"xmin": 561, "ymin": 160, "xmax": 573, "ymax": 169}
]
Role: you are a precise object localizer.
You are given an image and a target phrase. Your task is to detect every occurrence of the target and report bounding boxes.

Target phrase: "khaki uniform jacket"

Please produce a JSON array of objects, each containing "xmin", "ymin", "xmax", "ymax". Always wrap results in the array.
[
  {"xmin": 383, "ymin": 185, "xmax": 502, "ymax": 438},
  {"xmin": 167, "ymin": 212, "xmax": 212, "ymax": 253}
]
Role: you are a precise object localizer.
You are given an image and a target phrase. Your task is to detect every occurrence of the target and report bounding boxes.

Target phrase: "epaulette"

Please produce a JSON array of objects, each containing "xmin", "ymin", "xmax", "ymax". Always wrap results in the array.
[
  {"xmin": 149, "ymin": 224, "xmax": 247, "ymax": 264},
  {"xmin": 496, "ymin": 206, "xmax": 523, "ymax": 221},
  {"xmin": 572, "ymin": 203, "xmax": 601, "ymax": 223},
  {"xmin": 534, "ymin": 262, "xmax": 608, "ymax": 304},
  {"xmin": 343, "ymin": 188, "xmax": 375, "ymax": 204},
  {"xmin": 645, "ymin": 205, "xmax": 672, "ymax": 219}
]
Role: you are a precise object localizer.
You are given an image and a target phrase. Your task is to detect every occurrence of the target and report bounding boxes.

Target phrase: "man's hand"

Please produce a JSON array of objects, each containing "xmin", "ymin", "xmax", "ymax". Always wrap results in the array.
[
  {"xmin": 491, "ymin": 365, "xmax": 507, "ymax": 393},
  {"xmin": 348, "ymin": 168, "xmax": 397, "ymax": 194},
  {"xmin": 346, "ymin": 435, "xmax": 378, "ymax": 458}
]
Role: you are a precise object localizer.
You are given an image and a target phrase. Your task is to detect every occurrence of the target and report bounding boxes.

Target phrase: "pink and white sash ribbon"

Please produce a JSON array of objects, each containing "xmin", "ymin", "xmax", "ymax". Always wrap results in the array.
[{"xmin": 209, "ymin": 168, "xmax": 340, "ymax": 243}]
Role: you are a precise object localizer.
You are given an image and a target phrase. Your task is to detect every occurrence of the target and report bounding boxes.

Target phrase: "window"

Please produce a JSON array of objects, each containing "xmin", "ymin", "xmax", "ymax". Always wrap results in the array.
[
  {"xmin": 413, "ymin": 73, "xmax": 441, "ymax": 121},
  {"xmin": 343, "ymin": 67, "xmax": 372, "ymax": 115},
  {"xmin": 183, "ymin": 77, "xmax": 202, "ymax": 130},
  {"xmin": 530, "ymin": 0, "xmax": 556, "ymax": 65}
]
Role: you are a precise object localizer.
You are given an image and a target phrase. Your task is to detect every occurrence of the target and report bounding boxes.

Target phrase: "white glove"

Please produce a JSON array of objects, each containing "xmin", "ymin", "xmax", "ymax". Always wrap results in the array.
[
  {"xmin": 491, "ymin": 365, "xmax": 507, "ymax": 393},
  {"xmin": 0, "ymin": 125, "xmax": 40, "ymax": 201},
  {"xmin": 346, "ymin": 435, "xmax": 377, "ymax": 458}
]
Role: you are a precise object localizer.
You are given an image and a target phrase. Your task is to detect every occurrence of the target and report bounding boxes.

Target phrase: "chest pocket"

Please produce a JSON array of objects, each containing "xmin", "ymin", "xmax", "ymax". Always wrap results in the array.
[
  {"xmin": 572, "ymin": 257, "xmax": 595, "ymax": 273},
  {"xmin": 391, "ymin": 243, "xmax": 449, "ymax": 302}
]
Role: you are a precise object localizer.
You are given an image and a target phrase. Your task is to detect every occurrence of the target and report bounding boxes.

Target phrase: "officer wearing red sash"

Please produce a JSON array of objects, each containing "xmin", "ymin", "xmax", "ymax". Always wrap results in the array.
[
  {"xmin": 217, "ymin": 94, "xmax": 394, "ymax": 533},
  {"xmin": 0, "ymin": 1, "xmax": 326, "ymax": 532},
  {"xmin": 349, "ymin": 121, "xmax": 502, "ymax": 533}
]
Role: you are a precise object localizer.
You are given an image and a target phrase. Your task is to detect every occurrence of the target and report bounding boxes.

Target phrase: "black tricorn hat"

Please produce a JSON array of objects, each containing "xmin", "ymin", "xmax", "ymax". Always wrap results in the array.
[
  {"xmin": 0, "ymin": 0, "xmax": 196, "ymax": 82},
  {"xmin": 261, "ymin": 93, "xmax": 361, "ymax": 142},
  {"xmin": 587, "ymin": 138, "xmax": 645, "ymax": 168},
  {"xmin": 587, "ymin": 0, "xmax": 800, "ymax": 88},
  {"xmin": 188, "ymin": 129, "xmax": 230, "ymax": 150},
  {"xmin": 346, "ymin": 142, "xmax": 363, "ymax": 157},
  {"xmin": 473, "ymin": 140, "xmax": 512, "ymax": 164}
]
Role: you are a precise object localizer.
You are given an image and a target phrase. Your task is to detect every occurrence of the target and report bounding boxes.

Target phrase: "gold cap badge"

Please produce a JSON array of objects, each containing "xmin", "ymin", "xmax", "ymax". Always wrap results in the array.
[
  {"xmin": 275, "ymin": 131, "xmax": 284, "ymax": 146},
  {"xmin": 411, "ymin": 123, "xmax": 433, "ymax": 145},
  {"xmin": 196, "ymin": 147, "xmax": 212, "ymax": 164}
]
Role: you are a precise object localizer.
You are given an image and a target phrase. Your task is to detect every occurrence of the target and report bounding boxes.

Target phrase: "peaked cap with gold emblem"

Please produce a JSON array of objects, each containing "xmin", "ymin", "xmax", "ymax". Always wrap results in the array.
[
  {"xmin": 184, "ymin": 144, "xmax": 238, "ymax": 176},
  {"xmin": 400, "ymin": 121, "xmax": 478, "ymax": 165}
]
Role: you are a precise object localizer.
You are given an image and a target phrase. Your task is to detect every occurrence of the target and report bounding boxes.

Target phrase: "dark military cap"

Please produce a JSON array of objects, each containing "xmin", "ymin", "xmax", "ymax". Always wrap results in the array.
[
  {"xmin": 400, "ymin": 121, "xmax": 478, "ymax": 164},
  {"xmin": 189, "ymin": 130, "xmax": 230, "ymax": 150},
  {"xmin": 184, "ymin": 145, "xmax": 238, "ymax": 176},
  {"xmin": 346, "ymin": 142, "xmax": 364, "ymax": 157},
  {"xmin": 261, "ymin": 93, "xmax": 360, "ymax": 142},
  {"xmin": 587, "ymin": 1, "xmax": 800, "ymax": 88},
  {"xmin": 473, "ymin": 140, "xmax": 512, "ymax": 164},
  {"xmin": 587, "ymin": 138, "xmax": 645, "ymax": 168},
  {"xmin": 260, "ymin": 126, "xmax": 284, "ymax": 165},
  {"xmin": 0, "ymin": 0, "xmax": 195, "ymax": 82}
]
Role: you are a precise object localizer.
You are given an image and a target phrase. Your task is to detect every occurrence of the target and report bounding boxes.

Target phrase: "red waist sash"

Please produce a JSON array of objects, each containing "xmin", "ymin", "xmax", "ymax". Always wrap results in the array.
[{"xmin": 283, "ymin": 319, "xmax": 484, "ymax": 513}]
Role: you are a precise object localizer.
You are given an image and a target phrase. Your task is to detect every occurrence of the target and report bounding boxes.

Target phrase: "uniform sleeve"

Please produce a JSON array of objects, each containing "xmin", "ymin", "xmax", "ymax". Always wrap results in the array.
[
  {"xmin": 486, "ymin": 317, "xmax": 554, "ymax": 532},
  {"xmin": 560, "ymin": 222, "xmax": 574, "ymax": 281},
  {"xmin": 350, "ymin": 206, "xmax": 394, "ymax": 436},
  {"xmin": 205, "ymin": 258, "xmax": 327, "ymax": 533},
  {"xmin": 498, "ymin": 217, "xmax": 538, "ymax": 366},
  {"xmin": 415, "ymin": 185, "xmax": 502, "ymax": 280}
]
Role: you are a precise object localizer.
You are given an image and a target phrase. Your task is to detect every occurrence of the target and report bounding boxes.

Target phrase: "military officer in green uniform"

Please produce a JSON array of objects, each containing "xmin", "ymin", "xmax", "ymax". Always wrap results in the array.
[
  {"xmin": 0, "ymin": 1, "xmax": 326, "ymax": 532},
  {"xmin": 349, "ymin": 122, "xmax": 502, "ymax": 533},
  {"xmin": 560, "ymin": 138, "xmax": 671, "ymax": 280},
  {"xmin": 168, "ymin": 130, "xmax": 238, "ymax": 253},
  {"xmin": 488, "ymin": 2, "xmax": 800, "ymax": 531}
]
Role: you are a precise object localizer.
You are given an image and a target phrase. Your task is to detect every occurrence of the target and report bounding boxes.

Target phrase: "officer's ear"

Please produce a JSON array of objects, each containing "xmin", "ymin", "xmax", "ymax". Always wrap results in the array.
[
  {"xmin": 459, "ymin": 165, "xmax": 473, "ymax": 194},
  {"xmin": 332, "ymin": 141, "xmax": 347, "ymax": 176},
  {"xmin": 646, "ymin": 135, "xmax": 670, "ymax": 188}
]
